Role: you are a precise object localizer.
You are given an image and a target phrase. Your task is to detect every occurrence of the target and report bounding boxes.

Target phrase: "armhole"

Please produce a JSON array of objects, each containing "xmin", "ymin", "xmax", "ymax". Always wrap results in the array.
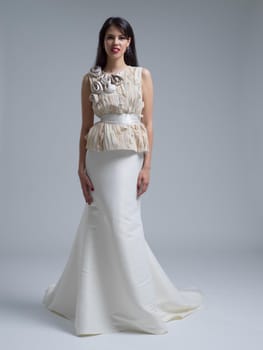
[
  {"xmin": 136, "ymin": 66, "xmax": 143, "ymax": 101},
  {"xmin": 85, "ymin": 72, "xmax": 92, "ymax": 90},
  {"xmin": 82, "ymin": 73, "xmax": 93, "ymax": 111}
]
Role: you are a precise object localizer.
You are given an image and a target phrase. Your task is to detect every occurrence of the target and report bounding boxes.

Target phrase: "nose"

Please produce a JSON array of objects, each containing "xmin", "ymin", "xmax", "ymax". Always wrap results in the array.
[{"xmin": 113, "ymin": 36, "xmax": 120, "ymax": 44}]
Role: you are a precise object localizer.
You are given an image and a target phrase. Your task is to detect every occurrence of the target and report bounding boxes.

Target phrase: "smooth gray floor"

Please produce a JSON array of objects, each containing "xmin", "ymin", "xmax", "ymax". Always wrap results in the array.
[{"xmin": 1, "ymin": 252, "xmax": 262, "ymax": 350}]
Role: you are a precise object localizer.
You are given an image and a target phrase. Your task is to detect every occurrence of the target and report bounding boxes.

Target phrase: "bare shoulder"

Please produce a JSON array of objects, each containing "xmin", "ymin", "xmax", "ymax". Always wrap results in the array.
[
  {"xmin": 141, "ymin": 67, "xmax": 153, "ymax": 93},
  {"xmin": 81, "ymin": 72, "xmax": 92, "ymax": 92},
  {"xmin": 82, "ymin": 72, "xmax": 90, "ymax": 83},
  {"xmin": 141, "ymin": 67, "xmax": 152, "ymax": 80}
]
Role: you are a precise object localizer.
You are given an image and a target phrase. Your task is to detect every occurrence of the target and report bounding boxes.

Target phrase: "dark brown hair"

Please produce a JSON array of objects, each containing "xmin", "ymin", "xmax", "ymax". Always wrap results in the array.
[{"xmin": 94, "ymin": 17, "xmax": 139, "ymax": 69}]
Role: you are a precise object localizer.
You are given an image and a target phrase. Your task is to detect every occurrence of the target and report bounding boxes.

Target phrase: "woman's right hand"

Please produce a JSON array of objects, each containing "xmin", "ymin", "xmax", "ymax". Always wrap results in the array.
[{"xmin": 78, "ymin": 168, "xmax": 94, "ymax": 205}]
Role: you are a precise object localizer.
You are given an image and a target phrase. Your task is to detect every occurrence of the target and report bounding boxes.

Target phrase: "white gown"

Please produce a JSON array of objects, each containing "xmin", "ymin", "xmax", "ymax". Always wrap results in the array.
[{"xmin": 42, "ymin": 149, "xmax": 204, "ymax": 336}]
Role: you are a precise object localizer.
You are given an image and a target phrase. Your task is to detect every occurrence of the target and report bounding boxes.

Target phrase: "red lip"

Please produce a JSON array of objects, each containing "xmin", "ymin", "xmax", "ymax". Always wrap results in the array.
[{"xmin": 111, "ymin": 47, "xmax": 120, "ymax": 53}]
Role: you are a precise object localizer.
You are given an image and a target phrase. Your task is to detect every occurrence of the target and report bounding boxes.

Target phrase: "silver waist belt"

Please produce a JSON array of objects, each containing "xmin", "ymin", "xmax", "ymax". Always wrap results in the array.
[{"xmin": 98, "ymin": 113, "xmax": 141, "ymax": 125}]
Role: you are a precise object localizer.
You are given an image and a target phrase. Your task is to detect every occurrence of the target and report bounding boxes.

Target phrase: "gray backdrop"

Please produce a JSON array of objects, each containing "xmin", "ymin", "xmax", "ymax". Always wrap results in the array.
[{"xmin": 1, "ymin": 0, "xmax": 262, "ymax": 260}]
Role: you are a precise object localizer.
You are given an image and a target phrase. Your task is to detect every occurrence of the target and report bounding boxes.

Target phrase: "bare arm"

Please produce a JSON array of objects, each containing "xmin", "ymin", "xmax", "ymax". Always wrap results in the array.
[
  {"xmin": 78, "ymin": 74, "xmax": 95, "ymax": 204},
  {"xmin": 141, "ymin": 67, "xmax": 153, "ymax": 170},
  {"xmin": 78, "ymin": 74, "xmax": 94, "ymax": 175},
  {"xmin": 136, "ymin": 67, "xmax": 153, "ymax": 197}
]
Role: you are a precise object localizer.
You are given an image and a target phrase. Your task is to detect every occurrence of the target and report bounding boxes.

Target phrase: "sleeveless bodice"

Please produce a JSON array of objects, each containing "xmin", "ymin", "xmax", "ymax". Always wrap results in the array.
[{"xmin": 84, "ymin": 65, "xmax": 149, "ymax": 153}]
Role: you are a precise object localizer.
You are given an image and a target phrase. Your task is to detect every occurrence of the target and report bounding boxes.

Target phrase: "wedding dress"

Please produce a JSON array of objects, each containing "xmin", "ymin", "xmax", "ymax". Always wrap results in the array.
[{"xmin": 42, "ymin": 65, "xmax": 204, "ymax": 335}]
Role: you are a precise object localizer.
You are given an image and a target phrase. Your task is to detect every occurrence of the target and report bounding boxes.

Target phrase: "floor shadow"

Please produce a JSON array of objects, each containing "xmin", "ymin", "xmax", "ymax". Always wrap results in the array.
[{"xmin": 0, "ymin": 293, "xmax": 75, "ymax": 336}]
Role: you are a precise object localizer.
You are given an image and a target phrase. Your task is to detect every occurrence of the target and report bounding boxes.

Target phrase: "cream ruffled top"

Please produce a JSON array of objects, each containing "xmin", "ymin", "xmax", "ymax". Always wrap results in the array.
[{"xmin": 84, "ymin": 65, "xmax": 149, "ymax": 153}]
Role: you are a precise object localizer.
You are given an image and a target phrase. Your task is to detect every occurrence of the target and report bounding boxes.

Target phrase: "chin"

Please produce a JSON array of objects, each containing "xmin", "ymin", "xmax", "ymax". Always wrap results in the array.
[
  {"xmin": 106, "ymin": 51, "xmax": 123, "ymax": 58},
  {"xmin": 109, "ymin": 56, "xmax": 123, "ymax": 61}
]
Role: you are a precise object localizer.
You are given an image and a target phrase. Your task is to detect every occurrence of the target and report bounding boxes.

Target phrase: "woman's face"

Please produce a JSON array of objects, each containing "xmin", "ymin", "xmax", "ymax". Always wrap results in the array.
[{"xmin": 104, "ymin": 25, "xmax": 131, "ymax": 60}]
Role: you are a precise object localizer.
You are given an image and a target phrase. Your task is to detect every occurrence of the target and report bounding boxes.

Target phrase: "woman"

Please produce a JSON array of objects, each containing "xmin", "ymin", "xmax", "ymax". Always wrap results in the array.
[{"xmin": 42, "ymin": 16, "xmax": 204, "ymax": 336}]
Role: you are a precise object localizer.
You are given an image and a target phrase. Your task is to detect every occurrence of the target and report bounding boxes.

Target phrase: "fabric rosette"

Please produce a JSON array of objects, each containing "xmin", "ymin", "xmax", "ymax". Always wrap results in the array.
[
  {"xmin": 111, "ymin": 74, "xmax": 123, "ymax": 86},
  {"xmin": 88, "ymin": 66, "xmax": 125, "ymax": 99},
  {"xmin": 89, "ymin": 93, "xmax": 99, "ymax": 103},
  {"xmin": 91, "ymin": 80, "xmax": 103, "ymax": 94},
  {"xmin": 89, "ymin": 66, "xmax": 102, "ymax": 78},
  {"xmin": 104, "ymin": 81, "xmax": 116, "ymax": 93}
]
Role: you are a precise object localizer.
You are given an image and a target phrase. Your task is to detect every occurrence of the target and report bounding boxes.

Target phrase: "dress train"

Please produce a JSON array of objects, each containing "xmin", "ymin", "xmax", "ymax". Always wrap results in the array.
[{"xmin": 42, "ymin": 150, "xmax": 203, "ymax": 335}]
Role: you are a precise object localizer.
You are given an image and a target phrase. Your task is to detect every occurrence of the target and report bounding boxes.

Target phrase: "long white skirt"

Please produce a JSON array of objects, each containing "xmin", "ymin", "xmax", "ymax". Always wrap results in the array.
[{"xmin": 42, "ymin": 149, "xmax": 204, "ymax": 336}]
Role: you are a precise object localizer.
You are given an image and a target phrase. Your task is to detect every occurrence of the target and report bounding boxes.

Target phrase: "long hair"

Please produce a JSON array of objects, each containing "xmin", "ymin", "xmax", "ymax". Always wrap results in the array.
[{"xmin": 94, "ymin": 17, "xmax": 139, "ymax": 69}]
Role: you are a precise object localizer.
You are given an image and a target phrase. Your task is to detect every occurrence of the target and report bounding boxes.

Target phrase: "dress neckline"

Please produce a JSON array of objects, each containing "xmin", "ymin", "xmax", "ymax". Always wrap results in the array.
[{"xmin": 102, "ymin": 65, "xmax": 131, "ymax": 75}]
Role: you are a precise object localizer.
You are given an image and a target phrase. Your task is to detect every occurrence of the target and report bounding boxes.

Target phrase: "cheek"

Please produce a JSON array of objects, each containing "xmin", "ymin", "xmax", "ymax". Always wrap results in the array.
[
  {"xmin": 104, "ymin": 40, "xmax": 110, "ymax": 49},
  {"xmin": 120, "ymin": 43, "xmax": 127, "ymax": 51},
  {"xmin": 104, "ymin": 45, "xmax": 111, "ymax": 54}
]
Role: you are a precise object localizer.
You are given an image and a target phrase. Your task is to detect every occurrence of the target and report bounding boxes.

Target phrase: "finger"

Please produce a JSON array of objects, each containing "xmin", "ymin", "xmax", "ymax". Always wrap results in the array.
[
  {"xmin": 142, "ymin": 182, "xmax": 149, "ymax": 193},
  {"xmin": 137, "ymin": 188, "xmax": 143, "ymax": 197},
  {"xmin": 137, "ymin": 175, "xmax": 142, "ymax": 191},
  {"xmin": 137, "ymin": 181, "xmax": 149, "ymax": 197},
  {"xmin": 85, "ymin": 174, "xmax": 94, "ymax": 191},
  {"xmin": 137, "ymin": 181, "xmax": 142, "ymax": 195},
  {"xmin": 86, "ymin": 196, "xmax": 93, "ymax": 205},
  {"xmin": 83, "ymin": 185, "xmax": 93, "ymax": 204},
  {"xmin": 137, "ymin": 182, "xmax": 144, "ymax": 197},
  {"xmin": 81, "ymin": 175, "xmax": 94, "ymax": 193},
  {"xmin": 86, "ymin": 192, "xmax": 93, "ymax": 205}
]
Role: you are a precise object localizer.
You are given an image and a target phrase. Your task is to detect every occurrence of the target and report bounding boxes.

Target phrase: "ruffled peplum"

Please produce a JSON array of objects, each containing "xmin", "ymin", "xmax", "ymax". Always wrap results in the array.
[
  {"xmin": 84, "ymin": 121, "xmax": 149, "ymax": 153},
  {"xmin": 83, "ymin": 65, "xmax": 149, "ymax": 153}
]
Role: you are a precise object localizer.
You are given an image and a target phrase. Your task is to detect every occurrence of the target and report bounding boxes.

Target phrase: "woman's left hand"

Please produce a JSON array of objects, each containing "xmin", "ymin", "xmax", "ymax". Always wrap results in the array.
[{"xmin": 137, "ymin": 167, "xmax": 150, "ymax": 197}]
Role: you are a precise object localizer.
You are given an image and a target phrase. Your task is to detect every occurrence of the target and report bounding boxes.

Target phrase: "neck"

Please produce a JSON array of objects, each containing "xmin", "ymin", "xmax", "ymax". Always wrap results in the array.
[{"xmin": 104, "ymin": 57, "xmax": 127, "ymax": 73}]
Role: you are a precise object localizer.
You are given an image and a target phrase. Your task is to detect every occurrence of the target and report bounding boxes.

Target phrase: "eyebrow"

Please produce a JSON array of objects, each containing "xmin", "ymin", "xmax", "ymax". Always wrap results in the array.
[{"xmin": 105, "ymin": 33, "xmax": 126, "ymax": 37}]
